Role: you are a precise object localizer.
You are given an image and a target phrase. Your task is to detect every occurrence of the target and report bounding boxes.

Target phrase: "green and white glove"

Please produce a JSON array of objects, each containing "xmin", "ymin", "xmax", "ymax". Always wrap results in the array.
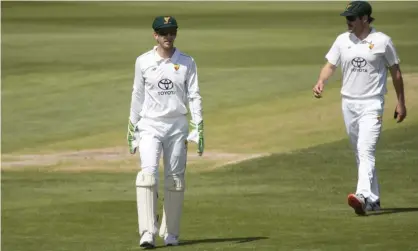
[
  {"xmin": 188, "ymin": 121, "xmax": 204, "ymax": 156},
  {"xmin": 127, "ymin": 120, "xmax": 137, "ymax": 154},
  {"xmin": 197, "ymin": 121, "xmax": 204, "ymax": 156}
]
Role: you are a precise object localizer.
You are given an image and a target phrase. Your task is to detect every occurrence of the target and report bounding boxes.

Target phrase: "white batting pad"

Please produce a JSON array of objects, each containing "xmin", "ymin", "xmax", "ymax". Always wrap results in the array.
[
  {"xmin": 159, "ymin": 176, "xmax": 185, "ymax": 237},
  {"xmin": 158, "ymin": 208, "xmax": 167, "ymax": 238},
  {"xmin": 136, "ymin": 172, "xmax": 158, "ymax": 235}
]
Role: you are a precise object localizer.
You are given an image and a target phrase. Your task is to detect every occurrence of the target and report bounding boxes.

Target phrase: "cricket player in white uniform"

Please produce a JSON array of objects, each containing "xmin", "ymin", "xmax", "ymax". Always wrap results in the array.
[
  {"xmin": 126, "ymin": 16, "xmax": 204, "ymax": 248},
  {"xmin": 312, "ymin": 1, "xmax": 407, "ymax": 215}
]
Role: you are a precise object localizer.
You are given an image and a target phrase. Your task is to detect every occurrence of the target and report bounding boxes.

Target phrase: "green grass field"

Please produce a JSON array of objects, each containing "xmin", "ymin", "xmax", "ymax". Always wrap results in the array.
[{"xmin": 2, "ymin": 2, "xmax": 418, "ymax": 251}]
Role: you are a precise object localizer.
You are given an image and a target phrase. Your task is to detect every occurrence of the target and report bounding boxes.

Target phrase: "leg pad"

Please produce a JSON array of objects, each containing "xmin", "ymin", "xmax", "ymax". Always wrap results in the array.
[
  {"xmin": 136, "ymin": 172, "xmax": 158, "ymax": 235},
  {"xmin": 159, "ymin": 176, "xmax": 185, "ymax": 237}
]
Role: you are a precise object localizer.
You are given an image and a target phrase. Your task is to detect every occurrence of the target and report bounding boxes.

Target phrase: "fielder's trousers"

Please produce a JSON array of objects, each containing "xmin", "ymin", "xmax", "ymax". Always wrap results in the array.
[{"xmin": 342, "ymin": 95, "xmax": 384, "ymax": 203}]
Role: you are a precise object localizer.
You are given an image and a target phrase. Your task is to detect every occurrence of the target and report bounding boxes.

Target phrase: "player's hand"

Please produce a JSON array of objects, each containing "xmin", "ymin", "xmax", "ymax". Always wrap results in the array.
[
  {"xmin": 394, "ymin": 103, "xmax": 407, "ymax": 123},
  {"xmin": 313, "ymin": 81, "xmax": 325, "ymax": 98},
  {"xmin": 127, "ymin": 120, "xmax": 137, "ymax": 154}
]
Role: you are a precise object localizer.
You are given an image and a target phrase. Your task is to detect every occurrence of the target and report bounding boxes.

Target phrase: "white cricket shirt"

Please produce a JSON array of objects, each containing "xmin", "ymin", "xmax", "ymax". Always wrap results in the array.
[
  {"xmin": 129, "ymin": 46, "xmax": 203, "ymax": 125},
  {"xmin": 326, "ymin": 28, "xmax": 400, "ymax": 98}
]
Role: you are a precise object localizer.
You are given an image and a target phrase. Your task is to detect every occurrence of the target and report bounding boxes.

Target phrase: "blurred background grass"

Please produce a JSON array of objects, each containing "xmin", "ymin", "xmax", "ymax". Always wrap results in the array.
[{"xmin": 2, "ymin": 2, "xmax": 418, "ymax": 154}]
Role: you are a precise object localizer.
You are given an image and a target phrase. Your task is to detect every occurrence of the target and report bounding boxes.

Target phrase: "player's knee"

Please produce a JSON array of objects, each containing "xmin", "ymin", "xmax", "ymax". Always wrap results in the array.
[
  {"xmin": 140, "ymin": 165, "xmax": 159, "ymax": 175},
  {"xmin": 357, "ymin": 145, "xmax": 375, "ymax": 156},
  {"xmin": 165, "ymin": 175, "xmax": 185, "ymax": 192},
  {"xmin": 136, "ymin": 171, "xmax": 157, "ymax": 188}
]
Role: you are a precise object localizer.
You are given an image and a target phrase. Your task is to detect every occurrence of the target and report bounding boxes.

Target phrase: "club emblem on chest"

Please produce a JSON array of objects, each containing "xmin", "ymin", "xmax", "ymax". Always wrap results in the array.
[
  {"xmin": 368, "ymin": 42, "xmax": 374, "ymax": 50},
  {"xmin": 174, "ymin": 64, "xmax": 180, "ymax": 71}
]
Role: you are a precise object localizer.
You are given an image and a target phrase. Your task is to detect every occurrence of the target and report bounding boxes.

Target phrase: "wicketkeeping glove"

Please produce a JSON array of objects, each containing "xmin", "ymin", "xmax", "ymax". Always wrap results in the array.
[
  {"xmin": 193, "ymin": 121, "xmax": 204, "ymax": 156},
  {"xmin": 127, "ymin": 120, "xmax": 137, "ymax": 154}
]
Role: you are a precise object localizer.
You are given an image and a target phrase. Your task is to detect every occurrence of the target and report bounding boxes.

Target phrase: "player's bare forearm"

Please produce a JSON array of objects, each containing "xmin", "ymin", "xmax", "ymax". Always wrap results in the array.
[
  {"xmin": 318, "ymin": 62, "xmax": 337, "ymax": 84},
  {"xmin": 313, "ymin": 62, "xmax": 337, "ymax": 98},
  {"xmin": 389, "ymin": 64, "xmax": 405, "ymax": 105},
  {"xmin": 389, "ymin": 64, "xmax": 407, "ymax": 123}
]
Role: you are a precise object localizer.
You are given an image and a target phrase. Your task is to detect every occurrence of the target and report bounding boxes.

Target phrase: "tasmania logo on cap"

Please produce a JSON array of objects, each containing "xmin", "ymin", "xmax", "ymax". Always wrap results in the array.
[
  {"xmin": 346, "ymin": 3, "xmax": 352, "ymax": 10},
  {"xmin": 164, "ymin": 16, "xmax": 171, "ymax": 24}
]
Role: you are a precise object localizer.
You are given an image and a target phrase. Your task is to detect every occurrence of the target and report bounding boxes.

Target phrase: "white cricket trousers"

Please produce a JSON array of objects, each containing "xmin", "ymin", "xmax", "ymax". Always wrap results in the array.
[
  {"xmin": 136, "ymin": 116, "xmax": 189, "ymax": 176},
  {"xmin": 342, "ymin": 95, "xmax": 384, "ymax": 203}
]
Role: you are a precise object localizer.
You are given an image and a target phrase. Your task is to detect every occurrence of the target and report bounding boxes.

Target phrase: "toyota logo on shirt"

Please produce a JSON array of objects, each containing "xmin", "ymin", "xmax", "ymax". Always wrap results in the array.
[
  {"xmin": 157, "ymin": 79, "xmax": 175, "ymax": 95},
  {"xmin": 158, "ymin": 79, "xmax": 174, "ymax": 90},
  {"xmin": 351, "ymin": 57, "xmax": 368, "ymax": 72}
]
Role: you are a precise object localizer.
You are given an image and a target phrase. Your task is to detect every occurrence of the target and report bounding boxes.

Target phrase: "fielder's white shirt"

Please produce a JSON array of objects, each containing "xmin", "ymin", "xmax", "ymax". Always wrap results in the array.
[
  {"xmin": 326, "ymin": 28, "xmax": 400, "ymax": 98},
  {"xmin": 129, "ymin": 46, "xmax": 203, "ymax": 125}
]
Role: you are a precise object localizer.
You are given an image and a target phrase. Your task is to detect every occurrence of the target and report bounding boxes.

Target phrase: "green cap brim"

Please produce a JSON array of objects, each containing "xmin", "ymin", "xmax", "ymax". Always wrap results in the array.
[
  {"xmin": 340, "ymin": 11, "xmax": 356, "ymax": 16},
  {"xmin": 155, "ymin": 24, "xmax": 178, "ymax": 30}
]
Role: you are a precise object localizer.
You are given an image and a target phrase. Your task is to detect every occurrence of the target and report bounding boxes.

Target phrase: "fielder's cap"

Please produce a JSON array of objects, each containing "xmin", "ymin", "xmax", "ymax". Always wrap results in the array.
[
  {"xmin": 152, "ymin": 16, "xmax": 178, "ymax": 31},
  {"xmin": 340, "ymin": 1, "xmax": 372, "ymax": 17}
]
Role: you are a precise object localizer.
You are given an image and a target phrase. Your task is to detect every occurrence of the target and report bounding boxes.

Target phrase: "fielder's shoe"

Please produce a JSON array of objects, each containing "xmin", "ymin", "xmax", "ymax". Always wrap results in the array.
[
  {"xmin": 163, "ymin": 233, "xmax": 179, "ymax": 246},
  {"xmin": 347, "ymin": 193, "xmax": 367, "ymax": 215},
  {"xmin": 366, "ymin": 200, "xmax": 381, "ymax": 212},
  {"xmin": 139, "ymin": 231, "xmax": 155, "ymax": 249}
]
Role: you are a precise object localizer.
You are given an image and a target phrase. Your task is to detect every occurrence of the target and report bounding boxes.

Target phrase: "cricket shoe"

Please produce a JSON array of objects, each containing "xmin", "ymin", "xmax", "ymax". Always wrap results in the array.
[
  {"xmin": 163, "ymin": 233, "xmax": 179, "ymax": 246},
  {"xmin": 366, "ymin": 200, "xmax": 381, "ymax": 212},
  {"xmin": 139, "ymin": 231, "xmax": 155, "ymax": 249},
  {"xmin": 347, "ymin": 193, "xmax": 367, "ymax": 215}
]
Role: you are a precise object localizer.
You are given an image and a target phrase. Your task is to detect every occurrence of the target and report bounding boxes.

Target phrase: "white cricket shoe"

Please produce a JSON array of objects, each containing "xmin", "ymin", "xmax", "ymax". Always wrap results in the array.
[
  {"xmin": 139, "ymin": 231, "xmax": 155, "ymax": 249},
  {"xmin": 163, "ymin": 233, "xmax": 179, "ymax": 246}
]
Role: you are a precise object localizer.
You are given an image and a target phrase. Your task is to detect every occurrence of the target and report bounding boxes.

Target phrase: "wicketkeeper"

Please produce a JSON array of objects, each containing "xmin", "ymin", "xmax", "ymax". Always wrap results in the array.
[{"xmin": 127, "ymin": 15, "xmax": 204, "ymax": 248}]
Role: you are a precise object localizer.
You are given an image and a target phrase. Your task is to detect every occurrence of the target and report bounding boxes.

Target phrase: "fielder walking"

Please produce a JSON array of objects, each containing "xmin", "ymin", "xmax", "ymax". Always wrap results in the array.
[
  {"xmin": 127, "ymin": 16, "xmax": 204, "ymax": 248},
  {"xmin": 312, "ymin": 1, "xmax": 407, "ymax": 215}
]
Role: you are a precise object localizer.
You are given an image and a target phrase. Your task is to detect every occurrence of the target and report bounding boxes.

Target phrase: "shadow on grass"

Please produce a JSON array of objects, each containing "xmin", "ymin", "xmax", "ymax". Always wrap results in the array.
[
  {"xmin": 368, "ymin": 207, "xmax": 418, "ymax": 216},
  {"xmin": 151, "ymin": 237, "xmax": 268, "ymax": 249},
  {"xmin": 179, "ymin": 236, "xmax": 268, "ymax": 246}
]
